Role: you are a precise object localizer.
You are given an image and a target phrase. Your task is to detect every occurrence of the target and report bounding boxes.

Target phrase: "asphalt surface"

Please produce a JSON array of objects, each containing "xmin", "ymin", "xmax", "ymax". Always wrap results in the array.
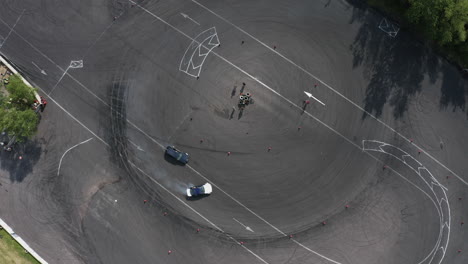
[{"xmin": 0, "ymin": 0, "xmax": 467, "ymax": 263}]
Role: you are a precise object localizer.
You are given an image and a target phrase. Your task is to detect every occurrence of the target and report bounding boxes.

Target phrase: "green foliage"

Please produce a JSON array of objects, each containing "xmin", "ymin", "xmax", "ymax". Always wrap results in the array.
[
  {"xmin": 0, "ymin": 93, "xmax": 5, "ymax": 108},
  {"xmin": 406, "ymin": 0, "xmax": 468, "ymax": 45},
  {"xmin": 5, "ymin": 74, "xmax": 36, "ymax": 107},
  {"xmin": 0, "ymin": 108, "xmax": 38, "ymax": 142},
  {"xmin": 0, "ymin": 74, "xmax": 39, "ymax": 142}
]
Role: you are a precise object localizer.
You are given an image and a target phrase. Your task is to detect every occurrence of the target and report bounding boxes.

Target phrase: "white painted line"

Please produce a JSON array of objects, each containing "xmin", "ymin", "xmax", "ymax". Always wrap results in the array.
[
  {"xmin": 57, "ymin": 138, "xmax": 94, "ymax": 176},
  {"xmin": 167, "ymin": 111, "xmax": 192, "ymax": 142},
  {"xmin": 128, "ymin": 139, "xmax": 144, "ymax": 152},
  {"xmin": 40, "ymin": 93, "xmax": 109, "ymax": 147},
  {"xmin": 82, "ymin": 22, "xmax": 115, "ymax": 58},
  {"xmin": 233, "ymin": 218, "xmax": 254, "ymax": 232},
  {"xmin": 69, "ymin": 60, "xmax": 83, "ymax": 69},
  {"xmin": 130, "ymin": 162, "xmax": 269, "ymax": 264},
  {"xmin": 290, "ymin": 239, "xmax": 341, "ymax": 264},
  {"xmin": 31, "ymin": 61, "xmax": 47, "ymax": 75},
  {"xmin": 48, "ymin": 66, "xmax": 69, "ymax": 96},
  {"xmin": 180, "ymin": 13, "xmax": 200, "ymax": 26},
  {"xmin": 0, "ymin": 17, "xmax": 68, "ymax": 75},
  {"xmin": 190, "ymin": 0, "xmax": 467, "ymax": 186},
  {"xmin": 0, "ymin": 10, "xmax": 25, "ymax": 50}
]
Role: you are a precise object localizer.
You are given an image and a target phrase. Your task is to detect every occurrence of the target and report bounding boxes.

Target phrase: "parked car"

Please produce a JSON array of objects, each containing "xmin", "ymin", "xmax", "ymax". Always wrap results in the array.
[
  {"xmin": 186, "ymin": 183, "xmax": 212, "ymax": 197},
  {"xmin": 165, "ymin": 146, "xmax": 189, "ymax": 164}
]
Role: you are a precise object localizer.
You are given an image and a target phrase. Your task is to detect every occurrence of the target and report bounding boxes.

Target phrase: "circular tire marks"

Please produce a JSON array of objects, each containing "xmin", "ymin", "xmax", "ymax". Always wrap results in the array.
[{"xmin": 362, "ymin": 140, "xmax": 450, "ymax": 264}]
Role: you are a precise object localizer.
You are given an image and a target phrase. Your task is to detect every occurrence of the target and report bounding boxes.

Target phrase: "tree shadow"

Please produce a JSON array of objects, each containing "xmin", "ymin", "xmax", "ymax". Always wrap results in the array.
[
  {"xmin": 439, "ymin": 64, "xmax": 467, "ymax": 113},
  {"xmin": 347, "ymin": 0, "xmax": 441, "ymax": 119},
  {"xmin": 185, "ymin": 194, "xmax": 210, "ymax": 201},
  {"xmin": 0, "ymin": 139, "xmax": 42, "ymax": 182}
]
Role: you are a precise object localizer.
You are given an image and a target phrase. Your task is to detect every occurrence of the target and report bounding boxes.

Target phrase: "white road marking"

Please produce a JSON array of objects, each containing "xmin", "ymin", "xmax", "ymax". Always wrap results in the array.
[
  {"xmin": 304, "ymin": 91, "xmax": 326, "ymax": 106},
  {"xmin": 69, "ymin": 60, "xmax": 83, "ymax": 69},
  {"xmin": 48, "ymin": 66, "xmax": 70, "ymax": 96},
  {"xmin": 179, "ymin": 27, "xmax": 219, "ymax": 78},
  {"xmin": 233, "ymin": 218, "xmax": 254, "ymax": 232},
  {"xmin": 180, "ymin": 13, "xmax": 200, "ymax": 25},
  {"xmin": 190, "ymin": 0, "xmax": 468, "ymax": 186},
  {"xmin": 0, "ymin": 10, "xmax": 24, "ymax": 50},
  {"xmin": 57, "ymin": 138, "xmax": 94, "ymax": 176},
  {"xmin": 362, "ymin": 140, "xmax": 450, "ymax": 264},
  {"xmin": 128, "ymin": 139, "xmax": 144, "ymax": 151},
  {"xmin": 31, "ymin": 61, "xmax": 47, "ymax": 75}
]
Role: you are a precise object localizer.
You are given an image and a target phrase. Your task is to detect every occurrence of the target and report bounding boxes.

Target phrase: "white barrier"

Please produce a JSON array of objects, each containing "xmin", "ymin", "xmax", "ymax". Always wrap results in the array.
[{"xmin": 0, "ymin": 218, "xmax": 48, "ymax": 264}]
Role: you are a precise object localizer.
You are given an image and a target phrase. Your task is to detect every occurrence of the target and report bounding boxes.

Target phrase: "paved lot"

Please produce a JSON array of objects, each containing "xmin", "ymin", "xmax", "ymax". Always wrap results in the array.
[{"xmin": 0, "ymin": 0, "xmax": 467, "ymax": 263}]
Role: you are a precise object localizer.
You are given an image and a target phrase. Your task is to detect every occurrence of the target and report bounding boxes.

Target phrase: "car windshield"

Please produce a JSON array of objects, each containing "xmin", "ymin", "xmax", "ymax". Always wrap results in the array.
[
  {"xmin": 177, "ymin": 153, "xmax": 183, "ymax": 160},
  {"xmin": 191, "ymin": 186, "xmax": 204, "ymax": 196}
]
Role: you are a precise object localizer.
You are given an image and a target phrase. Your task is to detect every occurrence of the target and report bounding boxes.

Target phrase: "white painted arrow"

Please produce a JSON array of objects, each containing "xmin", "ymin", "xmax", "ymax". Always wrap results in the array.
[
  {"xmin": 180, "ymin": 13, "xmax": 200, "ymax": 26},
  {"xmin": 233, "ymin": 218, "xmax": 254, "ymax": 232},
  {"xmin": 128, "ymin": 140, "xmax": 145, "ymax": 152},
  {"xmin": 304, "ymin": 91, "xmax": 325, "ymax": 106},
  {"xmin": 31, "ymin": 61, "xmax": 47, "ymax": 75}
]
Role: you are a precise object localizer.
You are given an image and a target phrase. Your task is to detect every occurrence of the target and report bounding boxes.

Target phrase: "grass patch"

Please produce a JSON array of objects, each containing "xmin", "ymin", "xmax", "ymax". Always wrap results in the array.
[{"xmin": 0, "ymin": 228, "xmax": 40, "ymax": 264}]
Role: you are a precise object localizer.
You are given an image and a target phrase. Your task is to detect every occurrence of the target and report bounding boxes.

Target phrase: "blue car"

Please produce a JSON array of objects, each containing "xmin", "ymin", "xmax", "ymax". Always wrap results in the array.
[{"xmin": 165, "ymin": 146, "xmax": 189, "ymax": 164}]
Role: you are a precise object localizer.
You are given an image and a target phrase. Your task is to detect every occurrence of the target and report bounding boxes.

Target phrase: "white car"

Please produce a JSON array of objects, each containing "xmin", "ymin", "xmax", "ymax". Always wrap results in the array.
[{"xmin": 186, "ymin": 183, "xmax": 212, "ymax": 197}]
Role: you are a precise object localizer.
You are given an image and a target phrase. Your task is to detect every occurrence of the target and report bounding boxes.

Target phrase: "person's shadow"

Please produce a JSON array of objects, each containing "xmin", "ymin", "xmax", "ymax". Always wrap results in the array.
[
  {"xmin": 231, "ymin": 86, "xmax": 237, "ymax": 98},
  {"xmin": 229, "ymin": 107, "xmax": 236, "ymax": 120},
  {"xmin": 238, "ymin": 108, "xmax": 244, "ymax": 119}
]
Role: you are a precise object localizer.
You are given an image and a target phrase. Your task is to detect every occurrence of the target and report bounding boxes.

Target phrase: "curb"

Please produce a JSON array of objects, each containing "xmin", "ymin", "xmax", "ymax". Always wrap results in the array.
[{"xmin": 0, "ymin": 218, "xmax": 48, "ymax": 264}]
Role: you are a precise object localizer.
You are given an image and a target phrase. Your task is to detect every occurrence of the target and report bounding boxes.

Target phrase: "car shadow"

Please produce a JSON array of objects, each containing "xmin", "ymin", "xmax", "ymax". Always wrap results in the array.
[
  {"xmin": 185, "ymin": 194, "xmax": 210, "ymax": 201},
  {"xmin": 163, "ymin": 153, "xmax": 186, "ymax": 166}
]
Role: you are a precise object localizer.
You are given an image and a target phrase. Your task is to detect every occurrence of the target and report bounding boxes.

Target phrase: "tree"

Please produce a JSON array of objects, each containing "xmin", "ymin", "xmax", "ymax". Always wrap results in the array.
[
  {"xmin": 5, "ymin": 74, "xmax": 36, "ymax": 108},
  {"xmin": 0, "ymin": 108, "xmax": 38, "ymax": 142},
  {"xmin": 406, "ymin": 0, "xmax": 468, "ymax": 45}
]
